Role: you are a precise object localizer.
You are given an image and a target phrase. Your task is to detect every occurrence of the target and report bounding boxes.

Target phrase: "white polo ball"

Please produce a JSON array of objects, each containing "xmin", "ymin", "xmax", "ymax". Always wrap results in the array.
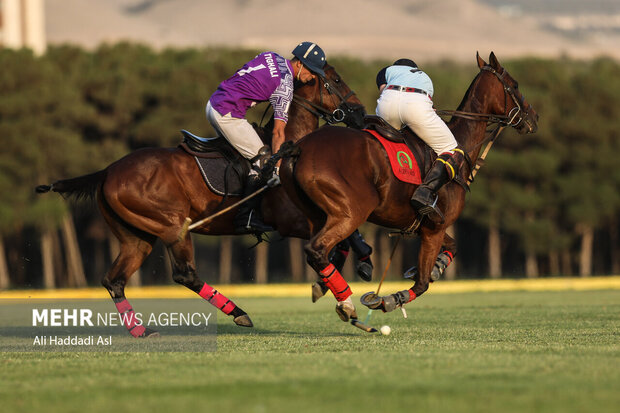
[{"xmin": 380, "ymin": 325, "xmax": 391, "ymax": 336}]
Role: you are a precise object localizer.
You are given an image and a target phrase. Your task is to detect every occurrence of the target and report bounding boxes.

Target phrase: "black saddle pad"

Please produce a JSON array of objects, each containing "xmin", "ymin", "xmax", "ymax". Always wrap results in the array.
[
  {"xmin": 194, "ymin": 156, "xmax": 244, "ymax": 197},
  {"xmin": 178, "ymin": 130, "xmax": 248, "ymax": 196}
]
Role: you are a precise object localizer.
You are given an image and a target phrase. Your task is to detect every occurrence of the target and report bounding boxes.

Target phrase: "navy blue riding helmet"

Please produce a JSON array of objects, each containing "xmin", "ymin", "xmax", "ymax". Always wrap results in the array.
[
  {"xmin": 393, "ymin": 58, "xmax": 418, "ymax": 68},
  {"xmin": 292, "ymin": 42, "xmax": 326, "ymax": 77}
]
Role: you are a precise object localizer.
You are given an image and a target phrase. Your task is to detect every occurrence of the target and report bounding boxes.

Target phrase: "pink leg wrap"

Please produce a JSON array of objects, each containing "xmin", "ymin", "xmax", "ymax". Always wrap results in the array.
[
  {"xmin": 198, "ymin": 283, "xmax": 236, "ymax": 315},
  {"xmin": 114, "ymin": 299, "xmax": 146, "ymax": 338},
  {"xmin": 320, "ymin": 264, "xmax": 352, "ymax": 301}
]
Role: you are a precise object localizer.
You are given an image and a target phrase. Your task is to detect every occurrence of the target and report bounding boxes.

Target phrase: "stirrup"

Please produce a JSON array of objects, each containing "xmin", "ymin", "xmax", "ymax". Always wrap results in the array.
[{"xmin": 412, "ymin": 194, "xmax": 445, "ymax": 224}]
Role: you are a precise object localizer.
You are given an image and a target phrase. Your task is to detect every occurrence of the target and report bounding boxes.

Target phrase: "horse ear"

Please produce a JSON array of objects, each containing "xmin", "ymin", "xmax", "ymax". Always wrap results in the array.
[
  {"xmin": 476, "ymin": 52, "xmax": 486, "ymax": 69},
  {"xmin": 489, "ymin": 52, "xmax": 501, "ymax": 70}
]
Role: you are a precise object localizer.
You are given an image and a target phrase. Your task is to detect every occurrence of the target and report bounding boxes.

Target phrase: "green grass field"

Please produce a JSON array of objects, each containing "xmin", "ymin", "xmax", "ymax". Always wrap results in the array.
[{"xmin": 1, "ymin": 289, "xmax": 619, "ymax": 413}]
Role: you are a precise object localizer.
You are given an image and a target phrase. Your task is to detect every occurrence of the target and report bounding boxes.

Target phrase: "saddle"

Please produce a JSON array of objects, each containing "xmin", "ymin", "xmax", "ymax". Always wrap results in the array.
[
  {"xmin": 178, "ymin": 130, "xmax": 250, "ymax": 197},
  {"xmin": 363, "ymin": 116, "xmax": 471, "ymax": 190},
  {"xmin": 363, "ymin": 115, "xmax": 433, "ymax": 176}
]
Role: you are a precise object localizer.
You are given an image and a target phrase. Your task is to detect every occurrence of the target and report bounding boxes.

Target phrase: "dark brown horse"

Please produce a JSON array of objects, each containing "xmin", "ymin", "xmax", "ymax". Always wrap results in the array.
[
  {"xmin": 280, "ymin": 53, "xmax": 539, "ymax": 321},
  {"xmin": 36, "ymin": 63, "xmax": 366, "ymax": 337}
]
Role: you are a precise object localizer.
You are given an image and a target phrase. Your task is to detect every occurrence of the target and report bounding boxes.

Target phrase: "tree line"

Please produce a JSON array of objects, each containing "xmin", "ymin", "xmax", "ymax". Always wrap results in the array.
[{"xmin": 0, "ymin": 43, "xmax": 618, "ymax": 289}]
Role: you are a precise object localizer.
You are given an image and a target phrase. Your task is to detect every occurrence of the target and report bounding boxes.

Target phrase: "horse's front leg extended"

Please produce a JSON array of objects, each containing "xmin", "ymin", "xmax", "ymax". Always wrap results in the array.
[{"xmin": 362, "ymin": 229, "xmax": 445, "ymax": 313}]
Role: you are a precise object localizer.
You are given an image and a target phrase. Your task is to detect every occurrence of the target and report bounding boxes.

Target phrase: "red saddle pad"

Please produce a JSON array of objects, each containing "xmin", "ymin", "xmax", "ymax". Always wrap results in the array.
[{"xmin": 364, "ymin": 129, "xmax": 422, "ymax": 185}]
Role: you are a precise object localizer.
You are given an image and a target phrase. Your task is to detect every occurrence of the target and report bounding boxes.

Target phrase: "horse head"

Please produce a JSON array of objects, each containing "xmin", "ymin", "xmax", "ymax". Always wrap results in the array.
[
  {"xmin": 293, "ymin": 63, "xmax": 366, "ymax": 129},
  {"xmin": 476, "ymin": 52, "xmax": 539, "ymax": 134}
]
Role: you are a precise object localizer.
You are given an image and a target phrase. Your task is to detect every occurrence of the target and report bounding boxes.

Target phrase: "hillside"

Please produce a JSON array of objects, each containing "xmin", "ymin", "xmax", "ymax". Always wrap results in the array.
[{"xmin": 45, "ymin": 0, "xmax": 620, "ymax": 61}]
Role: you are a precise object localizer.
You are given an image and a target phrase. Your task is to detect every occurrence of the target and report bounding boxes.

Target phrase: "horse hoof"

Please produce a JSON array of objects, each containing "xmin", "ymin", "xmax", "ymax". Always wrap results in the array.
[
  {"xmin": 355, "ymin": 261, "xmax": 373, "ymax": 282},
  {"xmin": 233, "ymin": 314, "xmax": 254, "ymax": 328},
  {"xmin": 335, "ymin": 298, "xmax": 358, "ymax": 322},
  {"xmin": 311, "ymin": 282, "xmax": 328, "ymax": 303},
  {"xmin": 360, "ymin": 292, "xmax": 382, "ymax": 309},
  {"xmin": 141, "ymin": 328, "xmax": 160, "ymax": 338}
]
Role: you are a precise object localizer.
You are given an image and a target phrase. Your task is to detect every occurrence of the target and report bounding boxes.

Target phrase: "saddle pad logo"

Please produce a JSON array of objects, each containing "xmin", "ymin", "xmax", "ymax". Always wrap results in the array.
[{"xmin": 365, "ymin": 129, "xmax": 422, "ymax": 184}]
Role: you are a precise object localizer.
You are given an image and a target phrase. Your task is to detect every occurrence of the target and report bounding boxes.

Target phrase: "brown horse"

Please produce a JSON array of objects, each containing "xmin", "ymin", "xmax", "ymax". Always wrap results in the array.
[
  {"xmin": 36, "ymin": 63, "xmax": 366, "ymax": 337},
  {"xmin": 280, "ymin": 52, "xmax": 539, "ymax": 321}
]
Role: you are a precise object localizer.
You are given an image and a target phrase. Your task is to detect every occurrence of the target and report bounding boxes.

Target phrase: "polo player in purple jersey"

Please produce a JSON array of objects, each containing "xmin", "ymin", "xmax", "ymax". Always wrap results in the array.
[{"xmin": 206, "ymin": 42, "xmax": 327, "ymax": 234}]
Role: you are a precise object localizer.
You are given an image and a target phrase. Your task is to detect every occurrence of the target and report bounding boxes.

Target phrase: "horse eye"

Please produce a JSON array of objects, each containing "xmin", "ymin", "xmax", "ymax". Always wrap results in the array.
[{"xmin": 335, "ymin": 77, "xmax": 341, "ymax": 83}]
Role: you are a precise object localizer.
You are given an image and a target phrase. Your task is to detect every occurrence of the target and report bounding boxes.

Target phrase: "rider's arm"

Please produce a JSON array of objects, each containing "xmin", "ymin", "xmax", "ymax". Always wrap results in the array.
[
  {"xmin": 272, "ymin": 119, "xmax": 286, "ymax": 155},
  {"xmin": 269, "ymin": 60, "xmax": 294, "ymax": 158}
]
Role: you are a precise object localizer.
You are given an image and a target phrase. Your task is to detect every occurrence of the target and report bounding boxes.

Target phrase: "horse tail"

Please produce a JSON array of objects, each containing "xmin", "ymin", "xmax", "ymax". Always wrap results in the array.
[{"xmin": 35, "ymin": 169, "xmax": 107, "ymax": 202}]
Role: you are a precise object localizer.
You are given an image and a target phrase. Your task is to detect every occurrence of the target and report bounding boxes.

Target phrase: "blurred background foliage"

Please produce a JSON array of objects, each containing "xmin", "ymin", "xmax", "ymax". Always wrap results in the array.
[{"xmin": 0, "ymin": 44, "xmax": 618, "ymax": 288}]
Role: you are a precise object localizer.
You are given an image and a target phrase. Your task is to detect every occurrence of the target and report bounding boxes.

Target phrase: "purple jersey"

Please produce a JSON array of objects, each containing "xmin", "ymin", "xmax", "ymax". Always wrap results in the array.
[{"xmin": 209, "ymin": 52, "xmax": 294, "ymax": 123}]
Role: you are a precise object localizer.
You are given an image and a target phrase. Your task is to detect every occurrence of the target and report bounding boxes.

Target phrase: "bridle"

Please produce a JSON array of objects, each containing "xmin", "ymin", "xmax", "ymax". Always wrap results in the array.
[
  {"xmin": 436, "ymin": 65, "xmax": 534, "ymax": 186},
  {"xmin": 437, "ymin": 65, "xmax": 528, "ymax": 129},
  {"xmin": 292, "ymin": 75, "xmax": 363, "ymax": 127}
]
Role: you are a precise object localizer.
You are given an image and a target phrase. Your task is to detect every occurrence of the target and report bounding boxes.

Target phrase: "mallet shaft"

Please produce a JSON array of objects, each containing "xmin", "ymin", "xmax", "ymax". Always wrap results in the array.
[{"xmin": 351, "ymin": 319, "xmax": 378, "ymax": 333}]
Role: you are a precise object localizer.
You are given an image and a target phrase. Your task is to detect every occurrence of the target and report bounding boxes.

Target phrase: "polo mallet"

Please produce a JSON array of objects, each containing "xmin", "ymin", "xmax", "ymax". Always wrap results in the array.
[
  {"xmin": 350, "ymin": 319, "xmax": 378, "ymax": 333},
  {"xmin": 177, "ymin": 184, "xmax": 270, "ymax": 241},
  {"xmin": 363, "ymin": 234, "xmax": 403, "ymax": 324}
]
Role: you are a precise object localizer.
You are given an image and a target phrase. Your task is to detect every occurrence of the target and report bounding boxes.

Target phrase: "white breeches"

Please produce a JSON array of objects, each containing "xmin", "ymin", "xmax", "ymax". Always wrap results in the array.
[
  {"xmin": 376, "ymin": 89, "xmax": 457, "ymax": 155},
  {"xmin": 206, "ymin": 100, "xmax": 264, "ymax": 160}
]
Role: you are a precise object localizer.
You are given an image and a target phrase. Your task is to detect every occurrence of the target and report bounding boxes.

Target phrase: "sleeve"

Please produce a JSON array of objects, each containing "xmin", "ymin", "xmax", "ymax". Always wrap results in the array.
[
  {"xmin": 376, "ymin": 66, "xmax": 389, "ymax": 89},
  {"xmin": 269, "ymin": 73, "xmax": 294, "ymax": 123}
]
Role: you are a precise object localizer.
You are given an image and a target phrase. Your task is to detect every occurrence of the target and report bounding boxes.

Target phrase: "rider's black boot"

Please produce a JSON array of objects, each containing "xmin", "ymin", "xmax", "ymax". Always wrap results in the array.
[{"xmin": 410, "ymin": 150, "xmax": 464, "ymax": 222}]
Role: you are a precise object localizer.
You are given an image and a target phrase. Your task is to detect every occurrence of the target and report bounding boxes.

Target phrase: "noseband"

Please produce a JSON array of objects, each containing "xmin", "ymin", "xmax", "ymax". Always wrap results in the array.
[{"xmin": 292, "ymin": 76, "xmax": 361, "ymax": 127}]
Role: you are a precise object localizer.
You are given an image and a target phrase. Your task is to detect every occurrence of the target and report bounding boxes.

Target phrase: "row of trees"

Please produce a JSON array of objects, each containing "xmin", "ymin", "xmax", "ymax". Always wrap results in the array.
[{"xmin": 0, "ymin": 44, "xmax": 618, "ymax": 289}]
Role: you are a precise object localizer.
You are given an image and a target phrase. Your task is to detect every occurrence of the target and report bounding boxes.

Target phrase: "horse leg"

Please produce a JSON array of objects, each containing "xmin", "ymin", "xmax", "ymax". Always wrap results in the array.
[
  {"xmin": 312, "ymin": 239, "xmax": 350, "ymax": 303},
  {"xmin": 166, "ymin": 238, "xmax": 253, "ymax": 327},
  {"xmin": 432, "ymin": 232, "xmax": 457, "ymax": 281},
  {"xmin": 311, "ymin": 229, "xmax": 374, "ymax": 302},
  {"xmin": 348, "ymin": 229, "xmax": 374, "ymax": 282},
  {"xmin": 404, "ymin": 232, "xmax": 456, "ymax": 282},
  {"xmin": 101, "ymin": 228, "xmax": 159, "ymax": 338},
  {"xmin": 363, "ymin": 229, "xmax": 445, "ymax": 313},
  {"xmin": 305, "ymin": 218, "xmax": 363, "ymax": 322}
]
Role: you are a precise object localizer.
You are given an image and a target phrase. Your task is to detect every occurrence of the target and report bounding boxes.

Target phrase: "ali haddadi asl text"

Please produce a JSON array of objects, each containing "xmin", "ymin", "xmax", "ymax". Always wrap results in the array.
[{"xmin": 32, "ymin": 335, "xmax": 112, "ymax": 346}]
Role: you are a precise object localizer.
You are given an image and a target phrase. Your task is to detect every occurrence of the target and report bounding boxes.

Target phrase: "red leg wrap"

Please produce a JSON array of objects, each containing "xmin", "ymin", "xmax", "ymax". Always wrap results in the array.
[
  {"xmin": 198, "ymin": 283, "xmax": 236, "ymax": 315},
  {"xmin": 320, "ymin": 264, "xmax": 352, "ymax": 301},
  {"xmin": 407, "ymin": 290, "xmax": 417, "ymax": 303},
  {"xmin": 444, "ymin": 251, "xmax": 454, "ymax": 263}
]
